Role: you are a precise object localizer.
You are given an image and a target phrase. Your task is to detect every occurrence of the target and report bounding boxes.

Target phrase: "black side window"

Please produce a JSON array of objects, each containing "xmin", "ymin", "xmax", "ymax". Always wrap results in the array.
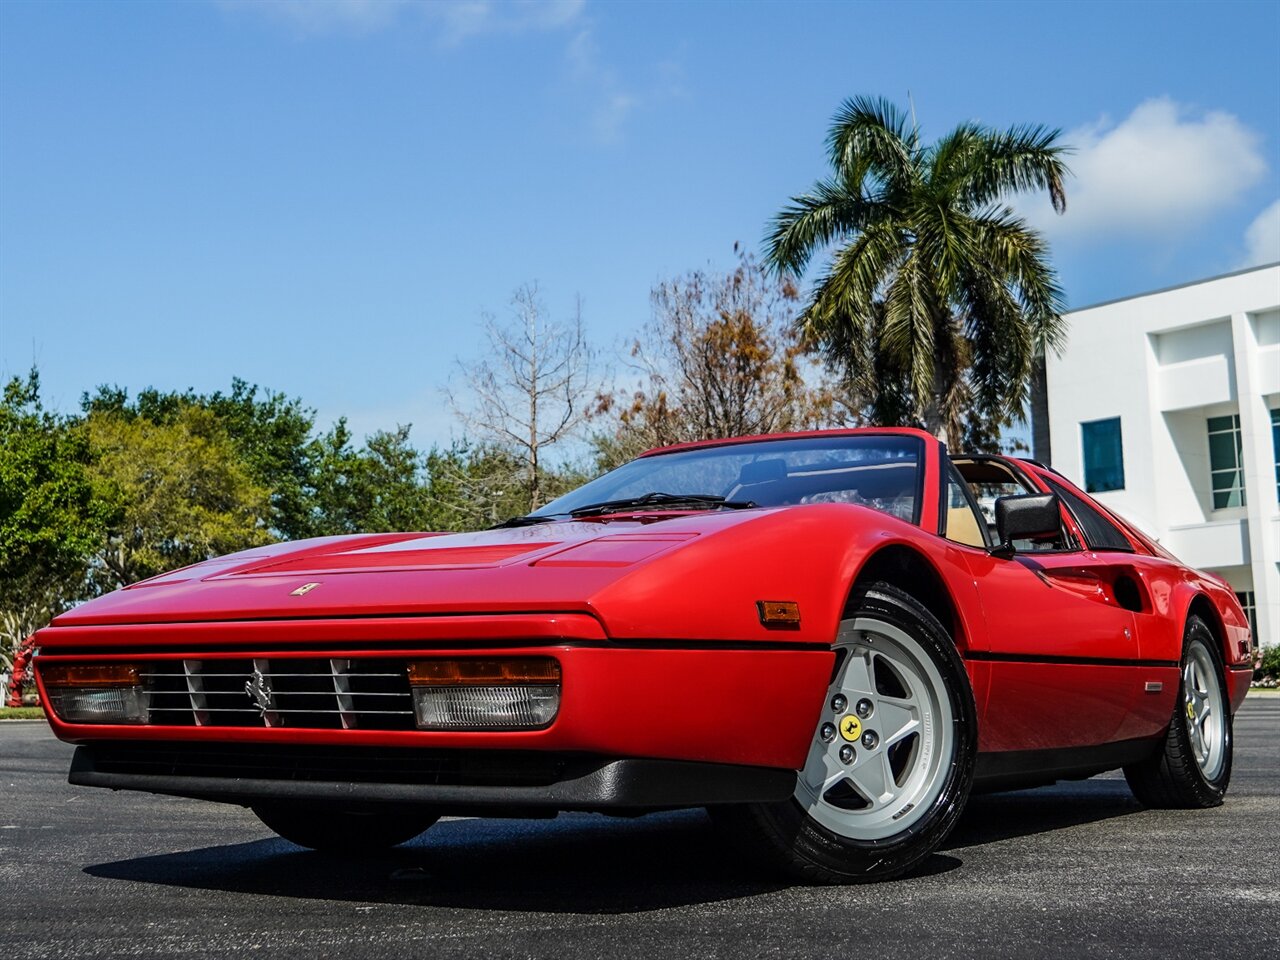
[{"xmin": 1043, "ymin": 478, "xmax": 1133, "ymax": 553}]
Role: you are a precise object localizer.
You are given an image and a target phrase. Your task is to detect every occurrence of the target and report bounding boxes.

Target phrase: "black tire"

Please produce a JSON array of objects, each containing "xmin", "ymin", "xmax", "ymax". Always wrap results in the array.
[
  {"xmin": 713, "ymin": 582, "xmax": 977, "ymax": 884},
  {"xmin": 1123, "ymin": 615, "xmax": 1232, "ymax": 808},
  {"xmin": 252, "ymin": 803, "xmax": 439, "ymax": 853}
]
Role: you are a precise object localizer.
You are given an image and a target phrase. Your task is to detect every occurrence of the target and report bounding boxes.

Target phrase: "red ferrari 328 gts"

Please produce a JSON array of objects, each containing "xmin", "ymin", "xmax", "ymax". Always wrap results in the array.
[{"xmin": 34, "ymin": 429, "xmax": 1254, "ymax": 882}]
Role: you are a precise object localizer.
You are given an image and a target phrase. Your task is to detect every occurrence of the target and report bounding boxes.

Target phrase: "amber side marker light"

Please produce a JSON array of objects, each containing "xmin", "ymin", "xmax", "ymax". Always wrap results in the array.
[
  {"xmin": 40, "ymin": 663, "xmax": 148, "ymax": 725},
  {"xmin": 757, "ymin": 600, "xmax": 801, "ymax": 628},
  {"xmin": 406, "ymin": 658, "xmax": 561, "ymax": 730}
]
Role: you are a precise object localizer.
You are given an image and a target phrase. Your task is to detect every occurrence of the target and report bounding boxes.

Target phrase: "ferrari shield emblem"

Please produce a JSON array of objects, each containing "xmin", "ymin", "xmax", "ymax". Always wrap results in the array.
[{"xmin": 839, "ymin": 715, "xmax": 862, "ymax": 742}]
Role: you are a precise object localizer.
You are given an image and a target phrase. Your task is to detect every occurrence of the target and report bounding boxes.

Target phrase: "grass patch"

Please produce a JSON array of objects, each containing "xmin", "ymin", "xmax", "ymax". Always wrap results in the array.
[{"xmin": 0, "ymin": 707, "xmax": 46, "ymax": 720}]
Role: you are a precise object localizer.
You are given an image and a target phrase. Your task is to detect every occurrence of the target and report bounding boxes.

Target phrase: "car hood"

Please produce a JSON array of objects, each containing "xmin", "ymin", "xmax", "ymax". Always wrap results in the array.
[{"xmin": 48, "ymin": 512, "xmax": 771, "ymax": 628}]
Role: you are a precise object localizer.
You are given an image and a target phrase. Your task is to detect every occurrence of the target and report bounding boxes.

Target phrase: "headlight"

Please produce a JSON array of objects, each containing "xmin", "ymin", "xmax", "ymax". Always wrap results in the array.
[
  {"xmin": 40, "ymin": 664, "xmax": 148, "ymax": 725},
  {"xmin": 406, "ymin": 658, "xmax": 560, "ymax": 730}
]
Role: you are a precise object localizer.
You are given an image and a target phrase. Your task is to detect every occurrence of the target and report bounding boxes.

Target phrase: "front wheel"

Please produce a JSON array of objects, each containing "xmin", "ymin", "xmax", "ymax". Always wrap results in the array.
[
  {"xmin": 253, "ymin": 803, "xmax": 439, "ymax": 853},
  {"xmin": 715, "ymin": 582, "xmax": 977, "ymax": 883},
  {"xmin": 1123, "ymin": 615, "xmax": 1232, "ymax": 808}
]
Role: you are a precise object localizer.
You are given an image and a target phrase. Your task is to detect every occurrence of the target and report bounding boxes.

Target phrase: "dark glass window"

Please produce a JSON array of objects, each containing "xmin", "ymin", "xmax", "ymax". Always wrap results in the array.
[
  {"xmin": 1235, "ymin": 591, "xmax": 1257, "ymax": 645},
  {"xmin": 1270, "ymin": 408, "xmax": 1279, "ymax": 503},
  {"xmin": 1081, "ymin": 418, "xmax": 1125, "ymax": 493},
  {"xmin": 1043, "ymin": 477, "xmax": 1133, "ymax": 553},
  {"xmin": 1207, "ymin": 414, "xmax": 1246, "ymax": 509}
]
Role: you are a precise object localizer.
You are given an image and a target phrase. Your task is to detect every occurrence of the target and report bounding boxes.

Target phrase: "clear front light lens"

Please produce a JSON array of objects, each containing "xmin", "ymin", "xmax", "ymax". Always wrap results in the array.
[
  {"xmin": 40, "ymin": 663, "xmax": 149, "ymax": 724},
  {"xmin": 46, "ymin": 685, "xmax": 149, "ymax": 725},
  {"xmin": 412, "ymin": 684, "xmax": 559, "ymax": 729},
  {"xmin": 406, "ymin": 657, "xmax": 561, "ymax": 730}
]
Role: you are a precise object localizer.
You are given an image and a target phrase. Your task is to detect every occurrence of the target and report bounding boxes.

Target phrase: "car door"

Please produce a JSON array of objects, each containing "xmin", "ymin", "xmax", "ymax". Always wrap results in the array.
[{"xmin": 953, "ymin": 458, "xmax": 1143, "ymax": 754}]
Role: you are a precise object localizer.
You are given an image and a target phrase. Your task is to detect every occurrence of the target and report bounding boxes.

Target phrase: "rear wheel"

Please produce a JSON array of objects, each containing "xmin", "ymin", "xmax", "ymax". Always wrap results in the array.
[
  {"xmin": 252, "ymin": 803, "xmax": 438, "ymax": 853},
  {"xmin": 716, "ymin": 583, "xmax": 976, "ymax": 883},
  {"xmin": 1123, "ymin": 615, "xmax": 1232, "ymax": 808}
]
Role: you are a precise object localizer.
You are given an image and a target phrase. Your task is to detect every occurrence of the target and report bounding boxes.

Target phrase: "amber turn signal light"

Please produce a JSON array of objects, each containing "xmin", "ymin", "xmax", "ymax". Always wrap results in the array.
[
  {"xmin": 40, "ymin": 664, "xmax": 141, "ymax": 688},
  {"xmin": 757, "ymin": 600, "xmax": 801, "ymax": 627},
  {"xmin": 406, "ymin": 658, "xmax": 561, "ymax": 686}
]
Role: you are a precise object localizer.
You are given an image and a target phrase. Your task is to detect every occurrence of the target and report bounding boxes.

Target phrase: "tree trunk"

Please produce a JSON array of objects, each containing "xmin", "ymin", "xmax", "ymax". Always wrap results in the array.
[
  {"xmin": 923, "ymin": 362, "xmax": 951, "ymax": 450},
  {"xmin": 1029, "ymin": 354, "xmax": 1051, "ymax": 465}
]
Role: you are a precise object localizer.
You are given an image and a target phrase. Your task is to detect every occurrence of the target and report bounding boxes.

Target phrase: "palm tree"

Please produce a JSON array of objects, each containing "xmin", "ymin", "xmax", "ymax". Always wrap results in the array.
[{"xmin": 765, "ymin": 96, "xmax": 1069, "ymax": 449}]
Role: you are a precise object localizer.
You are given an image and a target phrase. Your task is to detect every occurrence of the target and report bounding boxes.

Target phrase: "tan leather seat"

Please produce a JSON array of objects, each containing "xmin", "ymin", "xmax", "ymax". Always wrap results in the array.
[{"xmin": 946, "ymin": 505, "xmax": 986, "ymax": 547}]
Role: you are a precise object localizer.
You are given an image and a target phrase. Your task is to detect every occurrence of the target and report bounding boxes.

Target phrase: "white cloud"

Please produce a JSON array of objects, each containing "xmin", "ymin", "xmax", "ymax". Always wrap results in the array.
[
  {"xmin": 216, "ymin": 0, "xmax": 584, "ymax": 40},
  {"xmin": 564, "ymin": 27, "xmax": 683, "ymax": 144},
  {"xmin": 1023, "ymin": 98, "xmax": 1267, "ymax": 240},
  {"xmin": 1239, "ymin": 199, "xmax": 1280, "ymax": 268},
  {"xmin": 565, "ymin": 28, "xmax": 635, "ymax": 142}
]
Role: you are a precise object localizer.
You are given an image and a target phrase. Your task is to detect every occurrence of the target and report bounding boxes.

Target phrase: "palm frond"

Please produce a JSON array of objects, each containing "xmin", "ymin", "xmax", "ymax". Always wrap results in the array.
[
  {"xmin": 826, "ymin": 95, "xmax": 918, "ymax": 189},
  {"xmin": 881, "ymin": 251, "xmax": 938, "ymax": 412},
  {"xmin": 764, "ymin": 178, "xmax": 887, "ymax": 276},
  {"xmin": 970, "ymin": 209, "xmax": 1067, "ymax": 353},
  {"xmin": 802, "ymin": 222, "xmax": 906, "ymax": 327},
  {"xmin": 925, "ymin": 122, "xmax": 985, "ymax": 193},
  {"xmin": 955, "ymin": 124, "xmax": 1070, "ymax": 214},
  {"xmin": 959, "ymin": 267, "xmax": 1032, "ymax": 418}
]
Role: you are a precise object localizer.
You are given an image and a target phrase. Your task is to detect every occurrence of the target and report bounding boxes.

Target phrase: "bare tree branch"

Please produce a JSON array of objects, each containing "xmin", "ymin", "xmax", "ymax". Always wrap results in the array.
[
  {"xmin": 449, "ymin": 285, "xmax": 601, "ymax": 511},
  {"xmin": 593, "ymin": 247, "xmax": 848, "ymax": 468}
]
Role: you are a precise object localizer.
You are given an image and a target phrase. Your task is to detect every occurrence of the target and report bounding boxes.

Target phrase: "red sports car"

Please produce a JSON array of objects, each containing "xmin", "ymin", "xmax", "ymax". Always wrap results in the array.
[{"xmin": 33, "ymin": 428, "xmax": 1254, "ymax": 882}]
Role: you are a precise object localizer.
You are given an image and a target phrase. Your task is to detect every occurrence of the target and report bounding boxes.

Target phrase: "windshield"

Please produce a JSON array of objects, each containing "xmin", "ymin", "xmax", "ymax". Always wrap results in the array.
[{"xmin": 533, "ymin": 435, "xmax": 925, "ymax": 524}]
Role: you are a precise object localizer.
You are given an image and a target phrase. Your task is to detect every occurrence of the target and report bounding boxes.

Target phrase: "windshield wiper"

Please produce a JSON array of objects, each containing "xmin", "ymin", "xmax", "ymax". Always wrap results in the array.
[
  {"xmin": 567, "ymin": 492, "xmax": 757, "ymax": 518},
  {"xmin": 489, "ymin": 514, "xmax": 560, "ymax": 529}
]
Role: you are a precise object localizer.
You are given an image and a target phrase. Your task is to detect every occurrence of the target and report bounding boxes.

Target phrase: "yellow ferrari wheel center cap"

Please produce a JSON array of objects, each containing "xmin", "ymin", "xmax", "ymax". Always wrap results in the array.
[
  {"xmin": 839, "ymin": 714, "xmax": 862, "ymax": 742},
  {"xmin": 1186, "ymin": 700, "xmax": 1196, "ymax": 721}
]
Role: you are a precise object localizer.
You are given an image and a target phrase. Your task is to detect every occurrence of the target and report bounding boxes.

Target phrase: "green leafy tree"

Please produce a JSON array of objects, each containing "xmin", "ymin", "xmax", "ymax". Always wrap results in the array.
[
  {"xmin": 355, "ymin": 428, "xmax": 438, "ymax": 532},
  {"xmin": 86, "ymin": 406, "xmax": 273, "ymax": 590},
  {"xmin": 204, "ymin": 380, "xmax": 318, "ymax": 539},
  {"xmin": 304, "ymin": 419, "xmax": 367, "ymax": 536},
  {"xmin": 83, "ymin": 379, "xmax": 319, "ymax": 539},
  {"xmin": 765, "ymin": 96, "xmax": 1069, "ymax": 449},
  {"xmin": 0, "ymin": 370, "xmax": 107, "ymax": 613},
  {"xmin": 308, "ymin": 421, "xmax": 438, "ymax": 534}
]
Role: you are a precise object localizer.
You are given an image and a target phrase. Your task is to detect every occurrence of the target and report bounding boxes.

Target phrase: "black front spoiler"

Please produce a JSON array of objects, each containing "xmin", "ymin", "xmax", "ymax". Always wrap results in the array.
[{"xmin": 69, "ymin": 742, "xmax": 797, "ymax": 812}]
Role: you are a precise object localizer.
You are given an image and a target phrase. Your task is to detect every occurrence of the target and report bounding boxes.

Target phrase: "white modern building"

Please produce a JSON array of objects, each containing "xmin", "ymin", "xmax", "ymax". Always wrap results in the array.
[{"xmin": 1036, "ymin": 262, "xmax": 1280, "ymax": 650}]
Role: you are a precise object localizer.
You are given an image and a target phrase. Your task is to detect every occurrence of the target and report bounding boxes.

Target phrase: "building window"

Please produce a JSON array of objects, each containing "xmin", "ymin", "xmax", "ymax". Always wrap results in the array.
[
  {"xmin": 1207, "ymin": 414, "xmax": 1246, "ymax": 509},
  {"xmin": 1081, "ymin": 418, "xmax": 1124, "ymax": 493},
  {"xmin": 1236, "ymin": 591, "xmax": 1257, "ymax": 644},
  {"xmin": 1271, "ymin": 408, "xmax": 1279, "ymax": 503}
]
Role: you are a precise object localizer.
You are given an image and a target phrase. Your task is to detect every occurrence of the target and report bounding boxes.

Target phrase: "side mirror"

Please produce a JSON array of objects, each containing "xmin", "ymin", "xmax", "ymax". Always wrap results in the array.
[{"xmin": 993, "ymin": 493, "xmax": 1061, "ymax": 556}]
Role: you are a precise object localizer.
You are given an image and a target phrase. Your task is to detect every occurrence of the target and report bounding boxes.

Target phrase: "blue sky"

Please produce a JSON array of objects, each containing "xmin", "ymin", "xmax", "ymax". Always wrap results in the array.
[{"xmin": 2, "ymin": 0, "xmax": 1278, "ymax": 447}]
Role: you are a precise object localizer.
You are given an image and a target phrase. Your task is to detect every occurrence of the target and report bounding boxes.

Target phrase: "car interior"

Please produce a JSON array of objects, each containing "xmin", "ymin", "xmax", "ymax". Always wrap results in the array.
[
  {"xmin": 726, "ymin": 457, "xmax": 919, "ymax": 522},
  {"xmin": 951, "ymin": 457, "xmax": 1076, "ymax": 552}
]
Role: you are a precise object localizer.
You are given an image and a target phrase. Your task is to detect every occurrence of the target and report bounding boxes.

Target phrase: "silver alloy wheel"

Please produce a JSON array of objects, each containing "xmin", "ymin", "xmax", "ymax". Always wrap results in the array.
[
  {"xmin": 795, "ymin": 616, "xmax": 953, "ymax": 841},
  {"xmin": 1184, "ymin": 640, "xmax": 1226, "ymax": 781}
]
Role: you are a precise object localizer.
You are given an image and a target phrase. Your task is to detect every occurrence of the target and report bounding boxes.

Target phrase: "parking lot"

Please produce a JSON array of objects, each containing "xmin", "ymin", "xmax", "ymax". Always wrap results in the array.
[{"xmin": 2, "ymin": 695, "xmax": 1276, "ymax": 959}]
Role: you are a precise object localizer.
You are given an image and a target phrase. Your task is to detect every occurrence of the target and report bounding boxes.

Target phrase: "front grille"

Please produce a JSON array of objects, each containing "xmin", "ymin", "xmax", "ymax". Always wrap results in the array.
[
  {"xmin": 140, "ymin": 657, "xmax": 415, "ymax": 730},
  {"xmin": 84, "ymin": 741, "xmax": 592, "ymax": 786}
]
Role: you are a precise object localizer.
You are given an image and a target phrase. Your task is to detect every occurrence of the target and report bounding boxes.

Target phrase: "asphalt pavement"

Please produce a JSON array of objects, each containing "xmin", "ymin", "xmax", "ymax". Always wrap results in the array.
[{"xmin": 2, "ymin": 696, "xmax": 1277, "ymax": 960}]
